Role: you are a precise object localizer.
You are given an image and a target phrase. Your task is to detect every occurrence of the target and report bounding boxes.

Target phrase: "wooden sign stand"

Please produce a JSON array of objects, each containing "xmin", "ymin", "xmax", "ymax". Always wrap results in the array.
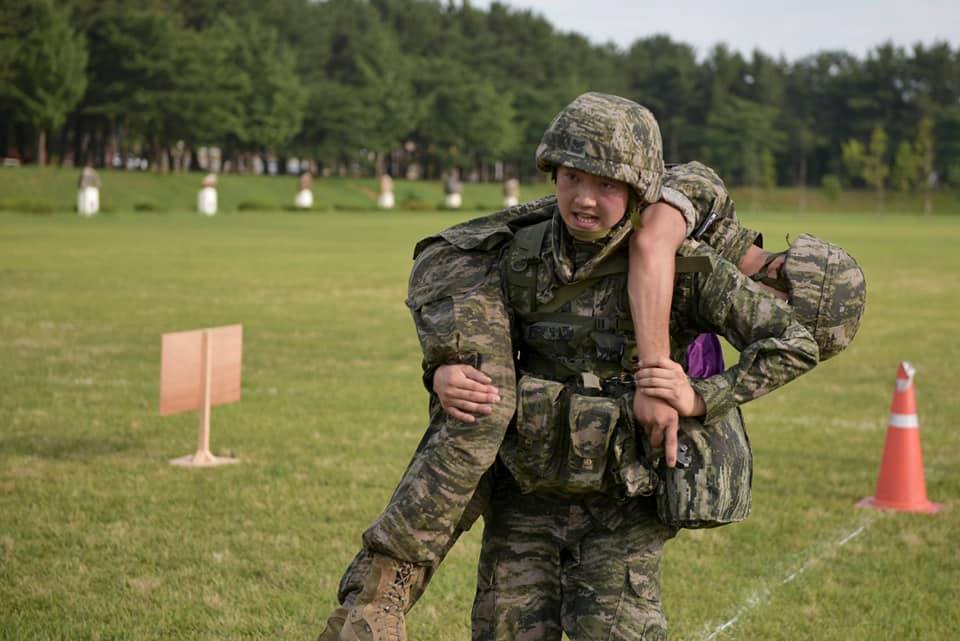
[{"xmin": 160, "ymin": 324, "xmax": 243, "ymax": 467}]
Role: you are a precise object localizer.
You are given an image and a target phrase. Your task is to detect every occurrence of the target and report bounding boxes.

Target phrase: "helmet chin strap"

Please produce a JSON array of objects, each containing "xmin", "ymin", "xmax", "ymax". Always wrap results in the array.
[{"xmin": 567, "ymin": 226, "xmax": 613, "ymax": 242}]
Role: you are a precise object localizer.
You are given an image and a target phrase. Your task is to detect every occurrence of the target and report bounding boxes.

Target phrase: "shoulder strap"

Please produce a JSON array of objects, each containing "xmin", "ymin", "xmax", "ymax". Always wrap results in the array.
[
  {"xmin": 537, "ymin": 253, "xmax": 708, "ymax": 315},
  {"xmin": 506, "ymin": 220, "xmax": 551, "ymax": 313},
  {"xmin": 511, "ymin": 219, "xmax": 550, "ymax": 264},
  {"xmin": 511, "ymin": 223, "xmax": 712, "ymax": 322}
]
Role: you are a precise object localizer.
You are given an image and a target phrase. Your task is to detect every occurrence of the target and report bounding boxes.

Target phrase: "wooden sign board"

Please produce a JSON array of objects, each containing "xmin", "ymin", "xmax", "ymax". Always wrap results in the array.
[
  {"xmin": 160, "ymin": 324, "xmax": 242, "ymax": 416},
  {"xmin": 159, "ymin": 324, "xmax": 242, "ymax": 467}
]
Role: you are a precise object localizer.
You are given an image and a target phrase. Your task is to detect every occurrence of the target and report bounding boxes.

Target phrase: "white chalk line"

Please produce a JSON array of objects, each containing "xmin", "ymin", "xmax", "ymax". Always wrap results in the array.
[{"xmin": 693, "ymin": 515, "xmax": 878, "ymax": 641}]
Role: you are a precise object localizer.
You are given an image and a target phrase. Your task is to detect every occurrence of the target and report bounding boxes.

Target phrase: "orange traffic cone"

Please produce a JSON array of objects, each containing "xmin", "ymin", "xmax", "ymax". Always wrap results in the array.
[{"xmin": 858, "ymin": 362, "xmax": 942, "ymax": 513}]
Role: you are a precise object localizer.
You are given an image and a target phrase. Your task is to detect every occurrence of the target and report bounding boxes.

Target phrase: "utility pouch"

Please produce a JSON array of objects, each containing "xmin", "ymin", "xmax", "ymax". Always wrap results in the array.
[
  {"xmin": 565, "ymin": 394, "xmax": 619, "ymax": 492},
  {"xmin": 649, "ymin": 408, "xmax": 753, "ymax": 529},
  {"xmin": 611, "ymin": 395, "xmax": 657, "ymax": 497},
  {"xmin": 513, "ymin": 375, "xmax": 566, "ymax": 484}
]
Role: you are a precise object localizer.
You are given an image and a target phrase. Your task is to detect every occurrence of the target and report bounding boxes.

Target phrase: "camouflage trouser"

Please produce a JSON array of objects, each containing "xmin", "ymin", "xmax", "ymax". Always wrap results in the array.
[
  {"xmin": 360, "ymin": 238, "xmax": 516, "ymax": 565},
  {"xmin": 472, "ymin": 483, "xmax": 676, "ymax": 641},
  {"xmin": 665, "ymin": 160, "xmax": 761, "ymax": 266},
  {"xmin": 332, "ymin": 238, "xmax": 517, "ymax": 608},
  {"xmin": 337, "ymin": 400, "xmax": 489, "ymax": 605}
]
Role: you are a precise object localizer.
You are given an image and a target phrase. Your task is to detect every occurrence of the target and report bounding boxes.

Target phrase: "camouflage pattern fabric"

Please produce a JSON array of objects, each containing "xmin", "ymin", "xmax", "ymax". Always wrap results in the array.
[
  {"xmin": 327, "ymin": 163, "xmax": 773, "ymax": 611},
  {"xmin": 356, "ymin": 161, "xmax": 751, "ymax": 565},
  {"xmin": 361, "ymin": 237, "xmax": 517, "ymax": 566},
  {"xmin": 499, "ymin": 211, "xmax": 818, "ymax": 528},
  {"xmin": 470, "ymin": 212, "xmax": 817, "ymax": 638},
  {"xmin": 536, "ymin": 92, "xmax": 664, "ymax": 205},
  {"xmin": 669, "ymin": 239, "xmax": 821, "ymax": 425},
  {"xmin": 782, "ymin": 233, "xmax": 866, "ymax": 360},
  {"xmin": 506, "ymin": 376, "xmax": 627, "ymax": 496},
  {"xmin": 472, "ymin": 479, "xmax": 675, "ymax": 641},
  {"xmin": 665, "ymin": 161, "xmax": 762, "ymax": 266},
  {"xmin": 337, "ymin": 403, "xmax": 467, "ymax": 608},
  {"xmin": 652, "ymin": 410, "xmax": 753, "ymax": 528}
]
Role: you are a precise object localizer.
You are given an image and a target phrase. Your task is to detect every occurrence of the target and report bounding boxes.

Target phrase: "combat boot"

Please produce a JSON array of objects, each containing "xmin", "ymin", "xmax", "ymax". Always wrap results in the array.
[
  {"xmin": 314, "ymin": 606, "xmax": 348, "ymax": 641},
  {"xmin": 339, "ymin": 553, "xmax": 424, "ymax": 641}
]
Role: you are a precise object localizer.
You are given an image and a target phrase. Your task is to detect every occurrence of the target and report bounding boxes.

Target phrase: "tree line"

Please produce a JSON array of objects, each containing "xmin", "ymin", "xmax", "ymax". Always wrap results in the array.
[{"xmin": 2, "ymin": 0, "xmax": 959, "ymax": 192}]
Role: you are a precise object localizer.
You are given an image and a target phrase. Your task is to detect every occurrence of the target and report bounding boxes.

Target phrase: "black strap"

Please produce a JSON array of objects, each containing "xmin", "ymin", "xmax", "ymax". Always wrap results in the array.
[
  {"xmin": 525, "ymin": 312, "xmax": 634, "ymax": 332},
  {"xmin": 749, "ymin": 251, "xmax": 788, "ymax": 292},
  {"xmin": 506, "ymin": 220, "xmax": 552, "ymax": 312},
  {"xmin": 676, "ymin": 255, "xmax": 712, "ymax": 274}
]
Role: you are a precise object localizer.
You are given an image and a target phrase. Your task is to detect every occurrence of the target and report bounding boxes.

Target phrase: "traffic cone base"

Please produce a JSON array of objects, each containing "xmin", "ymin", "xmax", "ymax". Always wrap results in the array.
[
  {"xmin": 858, "ymin": 362, "xmax": 942, "ymax": 514},
  {"xmin": 856, "ymin": 496, "xmax": 942, "ymax": 513}
]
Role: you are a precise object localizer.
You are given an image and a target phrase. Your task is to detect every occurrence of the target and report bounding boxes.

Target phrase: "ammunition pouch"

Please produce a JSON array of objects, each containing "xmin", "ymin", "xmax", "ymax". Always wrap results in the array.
[{"xmin": 500, "ymin": 374, "xmax": 656, "ymax": 497}]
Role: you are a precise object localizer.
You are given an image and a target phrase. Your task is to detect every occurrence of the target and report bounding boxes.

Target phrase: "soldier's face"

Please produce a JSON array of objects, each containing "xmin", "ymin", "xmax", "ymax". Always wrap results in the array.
[{"xmin": 555, "ymin": 166, "xmax": 630, "ymax": 235}]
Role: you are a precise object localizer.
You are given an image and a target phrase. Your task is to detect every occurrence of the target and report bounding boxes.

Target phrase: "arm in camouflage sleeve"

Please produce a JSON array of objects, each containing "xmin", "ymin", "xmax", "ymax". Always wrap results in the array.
[
  {"xmin": 680, "ymin": 240, "xmax": 820, "ymax": 424},
  {"xmin": 660, "ymin": 161, "xmax": 728, "ymax": 234},
  {"xmin": 406, "ymin": 238, "xmax": 500, "ymax": 392},
  {"xmin": 628, "ymin": 162, "xmax": 733, "ymax": 363},
  {"xmin": 633, "ymin": 160, "xmax": 744, "ymax": 241},
  {"xmin": 628, "ymin": 161, "xmax": 740, "ymax": 466},
  {"xmin": 659, "ymin": 161, "xmax": 719, "ymax": 236},
  {"xmin": 662, "ymin": 161, "xmax": 761, "ymax": 267}
]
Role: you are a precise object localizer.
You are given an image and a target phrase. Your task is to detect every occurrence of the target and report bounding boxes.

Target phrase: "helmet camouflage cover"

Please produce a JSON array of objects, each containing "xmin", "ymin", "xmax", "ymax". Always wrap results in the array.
[
  {"xmin": 535, "ymin": 92, "xmax": 664, "ymax": 204},
  {"xmin": 783, "ymin": 234, "xmax": 866, "ymax": 360}
]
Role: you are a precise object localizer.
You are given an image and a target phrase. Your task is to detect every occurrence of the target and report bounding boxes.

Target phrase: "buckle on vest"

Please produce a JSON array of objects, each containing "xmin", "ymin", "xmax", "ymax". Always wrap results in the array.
[
  {"xmin": 527, "ymin": 323, "xmax": 575, "ymax": 341},
  {"xmin": 579, "ymin": 372, "xmax": 602, "ymax": 390}
]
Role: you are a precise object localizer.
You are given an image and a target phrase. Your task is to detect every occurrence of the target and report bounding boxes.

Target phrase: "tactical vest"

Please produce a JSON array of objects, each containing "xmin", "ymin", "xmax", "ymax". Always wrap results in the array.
[
  {"xmin": 498, "ymin": 219, "xmax": 654, "ymax": 498},
  {"xmin": 497, "ymin": 218, "xmax": 753, "ymax": 529}
]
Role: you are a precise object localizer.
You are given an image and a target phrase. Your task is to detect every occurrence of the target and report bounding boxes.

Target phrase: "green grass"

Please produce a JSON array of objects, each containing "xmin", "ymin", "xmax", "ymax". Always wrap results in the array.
[
  {"xmin": 3, "ymin": 165, "xmax": 960, "ymax": 217},
  {"xmin": 0, "ymin": 166, "xmax": 554, "ymax": 215},
  {"xmin": 1, "ymin": 199, "xmax": 959, "ymax": 640}
]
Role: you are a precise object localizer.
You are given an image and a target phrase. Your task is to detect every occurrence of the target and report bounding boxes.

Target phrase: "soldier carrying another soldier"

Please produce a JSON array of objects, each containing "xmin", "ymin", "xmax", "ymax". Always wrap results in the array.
[{"xmin": 314, "ymin": 92, "xmax": 865, "ymax": 641}]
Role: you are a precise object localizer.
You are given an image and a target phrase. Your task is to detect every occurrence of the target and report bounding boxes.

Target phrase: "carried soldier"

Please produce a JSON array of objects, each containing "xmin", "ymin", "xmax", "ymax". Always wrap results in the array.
[{"xmin": 314, "ymin": 92, "xmax": 865, "ymax": 641}]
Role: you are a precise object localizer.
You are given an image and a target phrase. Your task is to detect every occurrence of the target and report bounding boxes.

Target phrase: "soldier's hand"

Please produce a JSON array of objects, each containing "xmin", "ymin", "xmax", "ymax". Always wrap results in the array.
[
  {"xmin": 634, "ymin": 356, "xmax": 706, "ymax": 417},
  {"xmin": 633, "ymin": 392, "xmax": 680, "ymax": 468},
  {"xmin": 433, "ymin": 364, "xmax": 501, "ymax": 424}
]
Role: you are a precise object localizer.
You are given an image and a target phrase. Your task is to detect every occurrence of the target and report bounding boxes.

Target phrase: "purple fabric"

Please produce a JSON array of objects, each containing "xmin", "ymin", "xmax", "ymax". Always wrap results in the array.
[{"xmin": 686, "ymin": 333, "xmax": 724, "ymax": 378}]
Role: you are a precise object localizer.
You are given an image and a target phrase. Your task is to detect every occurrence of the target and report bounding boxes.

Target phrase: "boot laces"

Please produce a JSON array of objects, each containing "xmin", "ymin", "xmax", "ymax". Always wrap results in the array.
[{"xmin": 383, "ymin": 561, "xmax": 415, "ymax": 611}]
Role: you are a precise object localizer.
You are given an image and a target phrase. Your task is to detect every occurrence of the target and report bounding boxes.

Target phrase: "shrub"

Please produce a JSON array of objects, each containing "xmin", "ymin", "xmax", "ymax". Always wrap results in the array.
[
  {"xmin": 399, "ymin": 195, "xmax": 435, "ymax": 211},
  {"xmin": 11, "ymin": 200, "xmax": 56, "ymax": 214},
  {"xmin": 821, "ymin": 174, "xmax": 842, "ymax": 201},
  {"xmin": 236, "ymin": 200, "xmax": 272, "ymax": 211}
]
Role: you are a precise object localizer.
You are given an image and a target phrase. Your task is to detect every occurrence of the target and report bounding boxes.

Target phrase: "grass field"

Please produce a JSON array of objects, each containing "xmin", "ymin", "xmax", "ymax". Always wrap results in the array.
[{"xmin": 1, "ymin": 172, "xmax": 959, "ymax": 640}]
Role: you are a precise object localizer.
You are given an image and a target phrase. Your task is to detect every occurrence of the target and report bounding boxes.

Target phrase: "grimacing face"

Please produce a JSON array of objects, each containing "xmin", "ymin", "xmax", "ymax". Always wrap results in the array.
[{"xmin": 555, "ymin": 165, "xmax": 630, "ymax": 237}]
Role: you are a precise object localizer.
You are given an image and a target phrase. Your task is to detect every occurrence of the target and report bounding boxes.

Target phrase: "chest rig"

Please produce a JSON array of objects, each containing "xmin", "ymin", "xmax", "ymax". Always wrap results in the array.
[
  {"xmin": 504, "ymin": 219, "xmax": 636, "ymax": 383},
  {"xmin": 504, "ymin": 218, "xmax": 712, "ymax": 383},
  {"xmin": 498, "ymin": 217, "xmax": 721, "ymax": 501}
]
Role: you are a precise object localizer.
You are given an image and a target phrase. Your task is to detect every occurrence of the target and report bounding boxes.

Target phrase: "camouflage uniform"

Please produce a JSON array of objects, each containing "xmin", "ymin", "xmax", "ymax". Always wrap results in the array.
[
  {"xmin": 332, "ymin": 163, "xmax": 751, "ymax": 607},
  {"xmin": 321, "ymin": 93, "xmax": 862, "ymax": 641},
  {"xmin": 471, "ymin": 206, "xmax": 818, "ymax": 641}
]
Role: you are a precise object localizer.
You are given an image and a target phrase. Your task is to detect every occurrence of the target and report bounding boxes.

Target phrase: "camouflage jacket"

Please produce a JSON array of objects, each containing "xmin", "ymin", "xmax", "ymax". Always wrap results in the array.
[
  {"xmin": 498, "ymin": 206, "xmax": 817, "ymax": 525},
  {"xmin": 411, "ymin": 161, "xmax": 760, "ymax": 384},
  {"xmin": 505, "ymin": 206, "xmax": 819, "ymax": 426},
  {"xmin": 425, "ymin": 161, "xmax": 759, "ymax": 270}
]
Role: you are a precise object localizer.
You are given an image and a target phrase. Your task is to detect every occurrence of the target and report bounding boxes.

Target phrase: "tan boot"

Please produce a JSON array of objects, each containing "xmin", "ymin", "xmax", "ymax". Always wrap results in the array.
[
  {"xmin": 339, "ymin": 554, "xmax": 424, "ymax": 641},
  {"xmin": 314, "ymin": 606, "xmax": 348, "ymax": 641}
]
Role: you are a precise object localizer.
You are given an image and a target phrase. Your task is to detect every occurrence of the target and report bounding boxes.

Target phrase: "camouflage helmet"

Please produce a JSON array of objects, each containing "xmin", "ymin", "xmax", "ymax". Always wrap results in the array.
[
  {"xmin": 782, "ymin": 234, "xmax": 866, "ymax": 360},
  {"xmin": 535, "ymin": 92, "xmax": 664, "ymax": 204}
]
